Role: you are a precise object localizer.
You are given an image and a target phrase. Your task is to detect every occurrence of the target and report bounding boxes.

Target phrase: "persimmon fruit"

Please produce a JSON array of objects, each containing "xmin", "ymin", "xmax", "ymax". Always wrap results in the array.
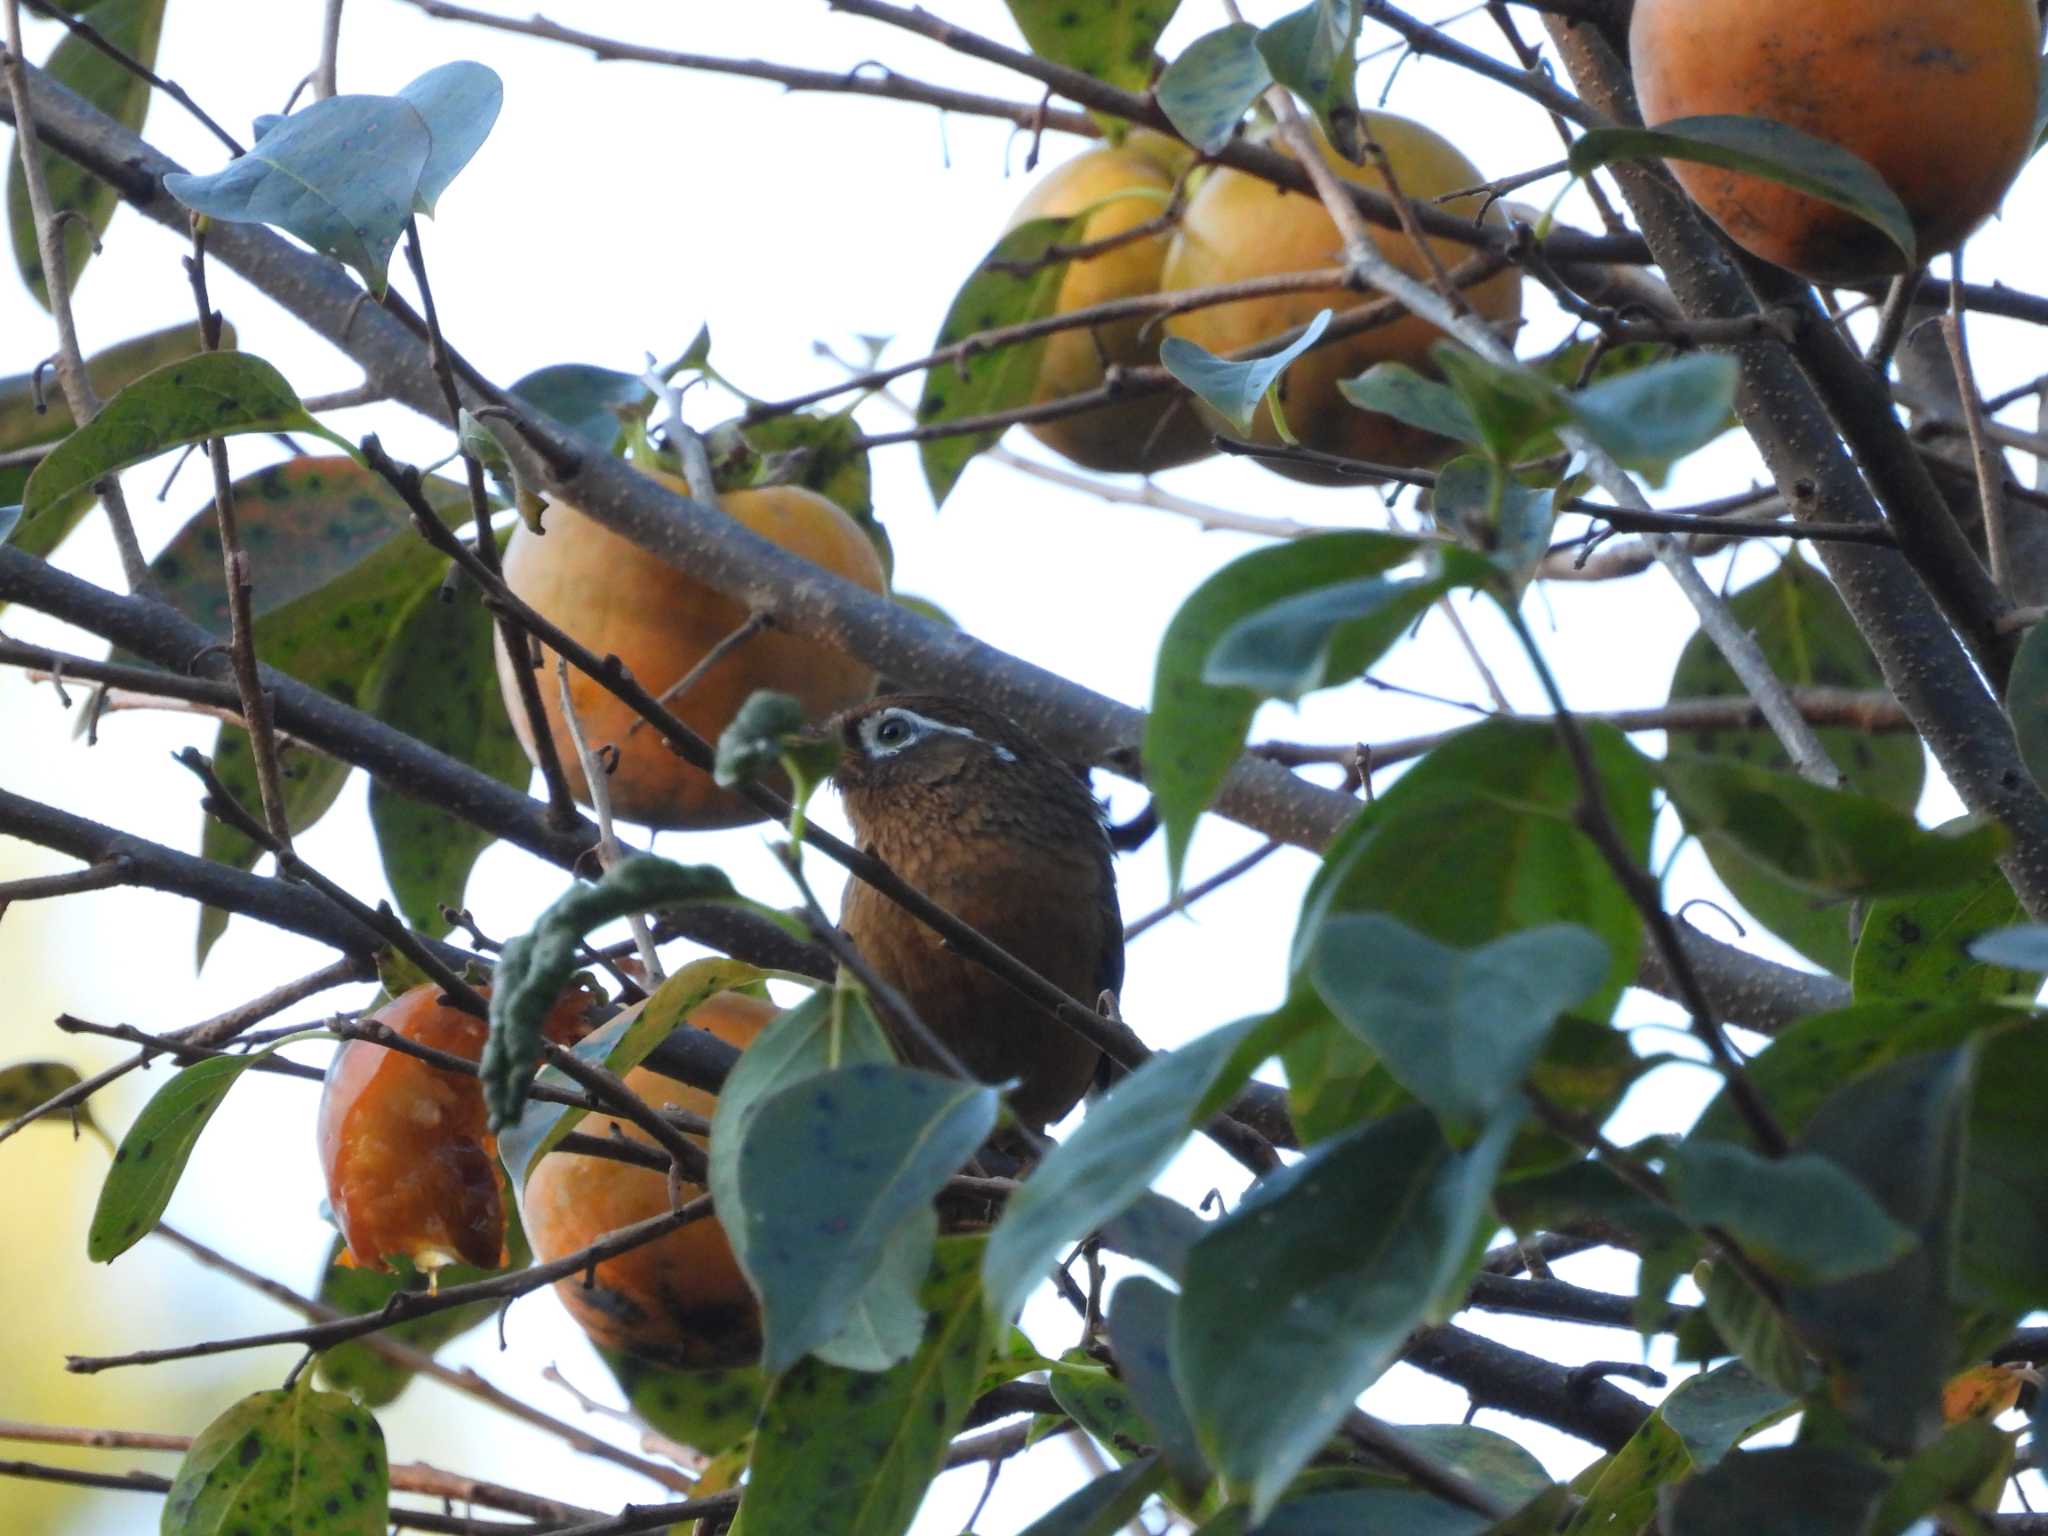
[
  {"xmin": 1006, "ymin": 130, "xmax": 1215, "ymax": 474},
  {"xmin": 1158, "ymin": 114, "xmax": 1523, "ymax": 486},
  {"xmin": 1629, "ymin": 0, "xmax": 2042, "ymax": 283},
  {"xmin": 521, "ymin": 991, "xmax": 774, "ymax": 1368},
  {"xmin": 318, "ymin": 982, "xmax": 593, "ymax": 1274},
  {"xmin": 495, "ymin": 470, "xmax": 887, "ymax": 830}
]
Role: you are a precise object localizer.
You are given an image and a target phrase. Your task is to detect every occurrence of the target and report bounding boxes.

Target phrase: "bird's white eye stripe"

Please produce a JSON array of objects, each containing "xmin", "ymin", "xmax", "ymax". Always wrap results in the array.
[{"xmin": 860, "ymin": 709, "xmax": 1016, "ymax": 761}]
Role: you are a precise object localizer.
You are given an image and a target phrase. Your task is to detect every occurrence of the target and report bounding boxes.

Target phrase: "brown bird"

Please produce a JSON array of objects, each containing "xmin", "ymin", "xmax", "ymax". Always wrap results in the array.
[{"xmin": 832, "ymin": 693, "xmax": 1120, "ymax": 1130}]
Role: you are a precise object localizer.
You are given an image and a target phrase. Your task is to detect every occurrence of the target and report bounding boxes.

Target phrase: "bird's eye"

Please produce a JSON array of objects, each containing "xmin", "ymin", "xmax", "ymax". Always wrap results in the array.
[{"xmin": 874, "ymin": 715, "xmax": 913, "ymax": 748}]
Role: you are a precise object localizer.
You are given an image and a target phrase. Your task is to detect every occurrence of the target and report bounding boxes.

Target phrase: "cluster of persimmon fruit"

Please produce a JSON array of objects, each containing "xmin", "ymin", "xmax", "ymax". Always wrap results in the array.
[{"xmin": 310, "ymin": 0, "xmax": 2040, "ymax": 1385}]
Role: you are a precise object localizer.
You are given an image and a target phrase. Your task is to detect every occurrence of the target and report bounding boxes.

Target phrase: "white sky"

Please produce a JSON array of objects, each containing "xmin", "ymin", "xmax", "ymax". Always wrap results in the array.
[{"xmin": 4, "ymin": 2, "xmax": 2044, "ymax": 1532}]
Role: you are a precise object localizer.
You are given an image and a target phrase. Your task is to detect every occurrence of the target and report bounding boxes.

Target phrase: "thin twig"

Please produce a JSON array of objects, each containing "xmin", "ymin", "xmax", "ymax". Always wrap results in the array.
[
  {"xmin": 0, "ymin": 856, "xmax": 132, "ymax": 913},
  {"xmin": 1941, "ymin": 255, "xmax": 2012, "ymax": 601},
  {"xmin": 150, "ymin": 1223, "xmax": 695, "ymax": 1495},
  {"xmin": 624, "ymin": 612, "xmax": 773, "ymax": 740},
  {"xmin": 399, "ymin": 219, "xmax": 581, "ymax": 829},
  {"xmin": 313, "ymin": 0, "xmax": 343, "ymax": 98},
  {"xmin": 0, "ymin": 959, "xmax": 366, "ymax": 1145},
  {"xmin": 554, "ymin": 658, "xmax": 663, "ymax": 982},
  {"xmin": 67, "ymin": 1197, "xmax": 716, "ymax": 1373},
  {"xmin": 187, "ymin": 224, "xmax": 294, "ymax": 848},
  {"xmin": 1501, "ymin": 604, "xmax": 1788, "ymax": 1156},
  {"xmin": 395, "ymin": 0, "xmax": 1099, "ymax": 138}
]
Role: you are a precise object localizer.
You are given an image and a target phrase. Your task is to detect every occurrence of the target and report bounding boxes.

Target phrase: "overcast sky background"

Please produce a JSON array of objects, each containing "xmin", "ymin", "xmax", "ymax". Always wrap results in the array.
[{"xmin": 4, "ymin": 2, "xmax": 2045, "ymax": 1532}]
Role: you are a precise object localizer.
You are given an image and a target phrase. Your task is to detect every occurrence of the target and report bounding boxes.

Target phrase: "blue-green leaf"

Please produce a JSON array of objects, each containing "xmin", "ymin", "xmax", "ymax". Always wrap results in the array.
[
  {"xmin": 395, "ymin": 61, "xmax": 502, "ymax": 214},
  {"xmin": 1662, "ymin": 1139, "xmax": 1915, "ymax": 1284},
  {"xmin": 983, "ymin": 1011, "xmax": 1282, "ymax": 1325},
  {"xmin": 1174, "ymin": 1106, "xmax": 1518, "ymax": 1518},
  {"xmin": 1308, "ymin": 913, "xmax": 1608, "ymax": 1133},
  {"xmin": 1256, "ymin": 1, "xmax": 1362, "ymax": 160},
  {"xmin": 165, "ymin": 96, "xmax": 432, "ymax": 294},
  {"xmin": 1161, "ymin": 308, "xmax": 1331, "ymax": 434},
  {"xmin": 1157, "ymin": 24, "xmax": 1270, "ymax": 153},
  {"xmin": 1570, "ymin": 115, "xmax": 1916, "ymax": 268},
  {"xmin": 737, "ymin": 1064, "xmax": 997, "ymax": 1375}
]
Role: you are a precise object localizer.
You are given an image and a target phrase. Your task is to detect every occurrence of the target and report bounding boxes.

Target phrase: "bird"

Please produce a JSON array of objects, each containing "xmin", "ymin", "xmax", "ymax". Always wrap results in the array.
[{"xmin": 831, "ymin": 693, "xmax": 1121, "ymax": 1130}]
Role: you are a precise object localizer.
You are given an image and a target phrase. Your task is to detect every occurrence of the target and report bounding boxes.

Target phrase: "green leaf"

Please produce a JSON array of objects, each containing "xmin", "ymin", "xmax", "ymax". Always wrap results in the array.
[
  {"xmin": 714, "ymin": 687, "xmax": 837, "ymax": 790},
  {"xmin": 1948, "ymin": 1020, "xmax": 2048, "ymax": 1313},
  {"xmin": 1667, "ymin": 554, "xmax": 1924, "ymax": 973},
  {"xmin": 1657, "ymin": 1444, "xmax": 1890, "ymax": 1536},
  {"xmin": 1869, "ymin": 1419, "xmax": 2011, "ymax": 1536},
  {"xmin": 1852, "ymin": 862, "xmax": 2030, "ymax": 1002},
  {"xmin": 7, "ymin": 0, "xmax": 165, "ymax": 307},
  {"xmin": 604, "ymin": 1353, "xmax": 764, "ymax": 1460},
  {"xmin": 735, "ymin": 1063, "xmax": 998, "ymax": 1375},
  {"xmin": 982, "ymin": 1011, "xmax": 1282, "ymax": 1325},
  {"xmin": 364, "ymin": 581, "xmax": 529, "ymax": 937},
  {"xmin": 1105, "ymin": 1278, "xmax": 1209, "ymax": 1493},
  {"xmin": 483, "ymin": 856, "xmax": 743, "ymax": 1129},
  {"xmin": 735, "ymin": 409, "xmax": 885, "ymax": 573},
  {"xmin": 165, "ymin": 97, "xmax": 432, "ymax": 295},
  {"xmin": 1563, "ymin": 1414, "xmax": 1689, "ymax": 1536},
  {"xmin": 1203, "ymin": 551, "xmax": 1481, "ymax": 702},
  {"xmin": 161, "ymin": 1376, "xmax": 386, "ymax": 1536},
  {"xmin": 1161, "ymin": 308, "xmax": 1332, "ymax": 434},
  {"xmin": 1662, "ymin": 1139, "xmax": 1914, "ymax": 1284},
  {"xmin": 1297, "ymin": 720, "xmax": 1654, "ymax": 1019},
  {"xmin": 0, "ymin": 1058, "xmax": 103, "ymax": 1144},
  {"xmin": 1570, "ymin": 114, "xmax": 1917, "ymax": 268},
  {"xmin": 1401, "ymin": 1425, "xmax": 1553, "ymax": 1509},
  {"xmin": 143, "ymin": 456, "xmax": 465, "ymax": 635},
  {"xmin": 1690, "ymin": 998, "xmax": 2043, "ymax": 1311},
  {"xmin": 1568, "ymin": 354, "xmax": 1739, "ymax": 475},
  {"xmin": 314, "ymin": 1236, "xmax": 512, "ymax": 1407},
  {"xmin": 1017, "ymin": 1457, "xmax": 1168, "ymax": 1536},
  {"xmin": 0, "ymin": 319, "xmax": 230, "ymax": 556},
  {"xmin": 1157, "ymin": 24, "xmax": 1271, "ymax": 153},
  {"xmin": 918, "ymin": 216, "xmax": 1074, "ymax": 507},
  {"xmin": 88, "ymin": 1035, "xmax": 315, "ymax": 1262},
  {"xmin": 1256, "ymin": 2, "xmax": 1363, "ymax": 160},
  {"xmin": 497, "ymin": 957, "xmax": 765, "ymax": 1186},
  {"xmin": 1789, "ymin": 1048, "xmax": 1976, "ymax": 1453},
  {"xmin": 1657, "ymin": 1361, "xmax": 1795, "ymax": 1471},
  {"xmin": 1661, "ymin": 754, "xmax": 2003, "ymax": 901},
  {"xmin": 1174, "ymin": 1105, "xmax": 1518, "ymax": 1519},
  {"xmin": 21, "ymin": 353, "xmax": 349, "ymax": 521},
  {"xmin": 1145, "ymin": 530, "xmax": 1422, "ymax": 887},
  {"xmin": 1339, "ymin": 363, "xmax": 1484, "ymax": 448},
  {"xmin": 1050, "ymin": 1352, "xmax": 1159, "ymax": 1467},
  {"xmin": 394, "ymin": 62, "xmax": 503, "ymax": 214},
  {"xmin": 1003, "ymin": 0, "xmax": 1179, "ymax": 95},
  {"xmin": 1230, "ymin": 1488, "xmax": 1495, "ymax": 1536},
  {"xmin": 1431, "ymin": 346, "xmax": 1574, "ymax": 465},
  {"xmin": 1309, "ymin": 913, "xmax": 1607, "ymax": 1133},
  {"xmin": 735, "ymin": 1236, "xmax": 996, "ymax": 1536},
  {"xmin": 1430, "ymin": 458, "xmax": 1555, "ymax": 583},
  {"xmin": 507, "ymin": 362, "xmax": 652, "ymax": 452}
]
